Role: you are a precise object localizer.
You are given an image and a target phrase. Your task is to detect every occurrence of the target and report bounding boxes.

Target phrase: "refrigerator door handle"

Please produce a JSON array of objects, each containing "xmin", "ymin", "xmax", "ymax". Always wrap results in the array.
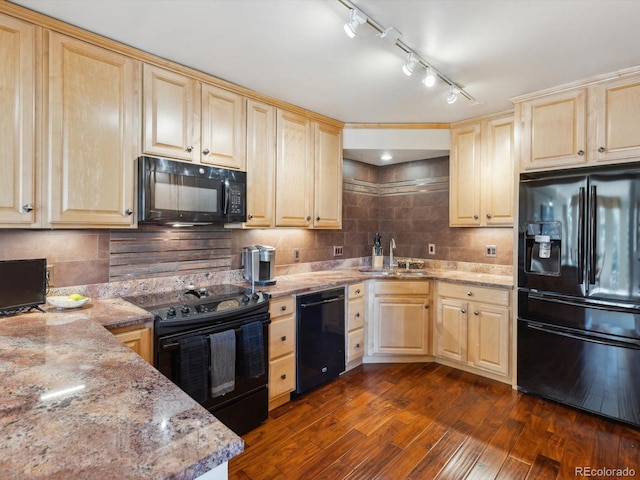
[
  {"xmin": 528, "ymin": 291, "xmax": 640, "ymax": 313},
  {"xmin": 588, "ymin": 185, "xmax": 597, "ymax": 284},
  {"xmin": 524, "ymin": 322, "xmax": 640, "ymax": 350},
  {"xmin": 578, "ymin": 187, "xmax": 586, "ymax": 285}
]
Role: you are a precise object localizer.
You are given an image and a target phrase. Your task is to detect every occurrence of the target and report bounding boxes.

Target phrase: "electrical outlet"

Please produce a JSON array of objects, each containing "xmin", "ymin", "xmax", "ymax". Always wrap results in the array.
[
  {"xmin": 485, "ymin": 245, "xmax": 497, "ymax": 257},
  {"xmin": 333, "ymin": 245, "xmax": 343, "ymax": 257},
  {"xmin": 46, "ymin": 264, "xmax": 55, "ymax": 287},
  {"xmin": 293, "ymin": 249, "xmax": 300, "ymax": 262},
  {"xmin": 428, "ymin": 244, "xmax": 436, "ymax": 255}
]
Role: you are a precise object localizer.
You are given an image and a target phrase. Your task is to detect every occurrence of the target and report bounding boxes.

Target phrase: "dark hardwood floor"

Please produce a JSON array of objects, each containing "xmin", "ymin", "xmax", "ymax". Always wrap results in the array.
[{"xmin": 229, "ymin": 363, "xmax": 640, "ymax": 480}]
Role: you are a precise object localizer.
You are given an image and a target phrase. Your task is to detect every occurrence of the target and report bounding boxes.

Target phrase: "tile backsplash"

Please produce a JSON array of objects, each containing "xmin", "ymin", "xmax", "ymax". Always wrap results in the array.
[{"xmin": 0, "ymin": 156, "xmax": 513, "ymax": 287}]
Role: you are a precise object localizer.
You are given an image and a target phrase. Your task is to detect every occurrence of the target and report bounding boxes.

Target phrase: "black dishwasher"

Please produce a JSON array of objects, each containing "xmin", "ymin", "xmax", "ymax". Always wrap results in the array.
[{"xmin": 295, "ymin": 288, "xmax": 345, "ymax": 395}]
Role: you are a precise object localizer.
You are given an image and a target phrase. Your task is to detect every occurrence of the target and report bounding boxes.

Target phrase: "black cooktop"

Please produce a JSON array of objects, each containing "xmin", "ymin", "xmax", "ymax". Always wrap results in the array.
[{"xmin": 126, "ymin": 284, "xmax": 269, "ymax": 331}]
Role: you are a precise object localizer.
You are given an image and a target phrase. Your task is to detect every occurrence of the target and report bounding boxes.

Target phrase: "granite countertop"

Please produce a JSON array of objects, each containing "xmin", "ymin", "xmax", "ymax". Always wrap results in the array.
[
  {"xmin": 0, "ymin": 300, "xmax": 243, "ymax": 480},
  {"xmin": 252, "ymin": 265, "xmax": 514, "ymax": 298}
]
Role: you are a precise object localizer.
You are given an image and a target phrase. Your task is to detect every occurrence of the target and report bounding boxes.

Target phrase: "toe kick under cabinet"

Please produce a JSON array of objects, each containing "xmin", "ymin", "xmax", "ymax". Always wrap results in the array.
[
  {"xmin": 268, "ymin": 295, "xmax": 296, "ymax": 410},
  {"xmin": 435, "ymin": 282, "xmax": 511, "ymax": 382}
]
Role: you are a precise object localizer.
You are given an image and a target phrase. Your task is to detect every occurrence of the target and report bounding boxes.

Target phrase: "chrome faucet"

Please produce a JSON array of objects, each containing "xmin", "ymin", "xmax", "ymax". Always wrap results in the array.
[{"xmin": 389, "ymin": 238, "xmax": 397, "ymax": 268}]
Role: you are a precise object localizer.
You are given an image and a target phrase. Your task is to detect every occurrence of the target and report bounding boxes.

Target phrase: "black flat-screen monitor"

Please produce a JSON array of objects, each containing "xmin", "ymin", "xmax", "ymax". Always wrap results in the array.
[{"xmin": 0, "ymin": 258, "xmax": 47, "ymax": 312}]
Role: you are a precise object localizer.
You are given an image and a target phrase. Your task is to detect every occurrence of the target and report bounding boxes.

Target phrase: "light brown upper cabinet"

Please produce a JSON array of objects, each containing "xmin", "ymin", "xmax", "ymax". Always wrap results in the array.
[
  {"xmin": 143, "ymin": 64, "xmax": 246, "ymax": 170},
  {"xmin": 275, "ymin": 110, "xmax": 314, "ymax": 227},
  {"xmin": 313, "ymin": 122, "xmax": 343, "ymax": 229},
  {"xmin": 45, "ymin": 31, "xmax": 139, "ymax": 228},
  {"xmin": 274, "ymin": 110, "xmax": 343, "ymax": 229},
  {"xmin": 245, "ymin": 99, "xmax": 276, "ymax": 227},
  {"xmin": 449, "ymin": 112, "xmax": 514, "ymax": 227},
  {"xmin": 589, "ymin": 75, "xmax": 640, "ymax": 163},
  {"xmin": 0, "ymin": 14, "xmax": 35, "ymax": 227},
  {"xmin": 515, "ymin": 70, "xmax": 640, "ymax": 172}
]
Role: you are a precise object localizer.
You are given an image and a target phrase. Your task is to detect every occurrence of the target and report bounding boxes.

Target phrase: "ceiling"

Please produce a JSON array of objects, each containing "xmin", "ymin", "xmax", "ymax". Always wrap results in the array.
[{"xmin": 9, "ymin": 0, "xmax": 640, "ymax": 164}]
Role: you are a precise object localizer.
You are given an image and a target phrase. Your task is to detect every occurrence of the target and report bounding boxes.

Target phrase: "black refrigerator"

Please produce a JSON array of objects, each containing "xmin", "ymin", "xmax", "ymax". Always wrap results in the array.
[{"xmin": 518, "ymin": 163, "xmax": 640, "ymax": 427}]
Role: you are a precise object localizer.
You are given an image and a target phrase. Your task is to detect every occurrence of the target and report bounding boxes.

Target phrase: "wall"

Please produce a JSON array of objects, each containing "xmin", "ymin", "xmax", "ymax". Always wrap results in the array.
[{"xmin": 0, "ymin": 157, "xmax": 513, "ymax": 287}]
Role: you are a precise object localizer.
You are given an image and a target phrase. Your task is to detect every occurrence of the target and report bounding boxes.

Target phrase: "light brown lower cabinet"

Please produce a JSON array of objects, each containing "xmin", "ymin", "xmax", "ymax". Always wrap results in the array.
[
  {"xmin": 268, "ymin": 295, "xmax": 296, "ymax": 410},
  {"xmin": 345, "ymin": 283, "xmax": 365, "ymax": 371},
  {"xmin": 435, "ymin": 282, "xmax": 511, "ymax": 379},
  {"xmin": 109, "ymin": 324, "xmax": 153, "ymax": 364}
]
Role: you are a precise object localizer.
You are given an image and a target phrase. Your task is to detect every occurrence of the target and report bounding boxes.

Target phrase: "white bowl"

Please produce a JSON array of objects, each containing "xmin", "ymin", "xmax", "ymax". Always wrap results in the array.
[{"xmin": 47, "ymin": 296, "xmax": 90, "ymax": 309}]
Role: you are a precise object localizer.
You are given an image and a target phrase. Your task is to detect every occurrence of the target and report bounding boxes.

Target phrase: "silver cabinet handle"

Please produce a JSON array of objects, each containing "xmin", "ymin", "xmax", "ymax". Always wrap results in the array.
[
  {"xmin": 280, "ymin": 335, "xmax": 286, "ymax": 341},
  {"xmin": 22, "ymin": 204, "xmax": 34, "ymax": 213},
  {"xmin": 598, "ymin": 146, "xmax": 605, "ymax": 153},
  {"xmin": 486, "ymin": 213, "xmax": 492, "ymax": 219},
  {"xmin": 577, "ymin": 149, "xmax": 585, "ymax": 156},
  {"xmin": 124, "ymin": 208, "xmax": 133, "ymax": 216},
  {"xmin": 474, "ymin": 310, "xmax": 479, "ymax": 316},
  {"xmin": 202, "ymin": 149, "xmax": 210, "ymax": 155},
  {"xmin": 473, "ymin": 214, "xmax": 479, "ymax": 220},
  {"xmin": 355, "ymin": 312, "xmax": 360, "ymax": 318},
  {"xmin": 461, "ymin": 308, "xmax": 467, "ymax": 314},
  {"xmin": 306, "ymin": 216, "xmax": 311, "ymax": 221},
  {"xmin": 355, "ymin": 289, "xmax": 361, "ymax": 294},
  {"xmin": 316, "ymin": 216, "xmax": 321, "ymax": 221},
  {"xmin": 424, "ymin": 304, "xmax": 429, "ymax": 309},
  {"xmin": 280, "ymin": 305, "xmax": 287, "ymax": 311},
  {"xmin": 186, "ymin": 145, "xmax": 193, "ymax": 153},
  {"xmin": 280, "ymin": 374, "xmax": 287, "ymax": 380},
  {"xmin": 247, "ymin": 214, "xmax": 253, "ymax": 219},
  {"xmin": 466, "ymin": 291, "xmax": 473, "ymax": 296},
  {"xmin": 355, "ymin": 343, "xmax": 361, "ymax": 349}
]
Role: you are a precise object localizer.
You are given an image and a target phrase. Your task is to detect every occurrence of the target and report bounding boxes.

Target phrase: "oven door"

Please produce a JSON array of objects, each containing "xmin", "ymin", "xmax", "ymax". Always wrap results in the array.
[{"xmin": 156, "ymin": 313, "xmax": 269, "ymax": 433}]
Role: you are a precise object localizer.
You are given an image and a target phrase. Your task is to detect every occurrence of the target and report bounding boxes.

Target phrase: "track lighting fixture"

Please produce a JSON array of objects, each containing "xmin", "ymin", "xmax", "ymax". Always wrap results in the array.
[
  {"xmin": 337, "ymin": 0, "xmax": 474, "ymax": 104},
  {"xmin": 402, "ymin": 53, "xmax": 418, "ymax": 76},
  {"xmin": 446, "ymin": 85, "xmax": 459, "ymax": 104},
  {"xmin": 422, "ymin": 67, "xmax": 436, "ymax": 87},
  {"xmin": 343, "ymin": 8, "xmax": 367, "ymax": 38}
]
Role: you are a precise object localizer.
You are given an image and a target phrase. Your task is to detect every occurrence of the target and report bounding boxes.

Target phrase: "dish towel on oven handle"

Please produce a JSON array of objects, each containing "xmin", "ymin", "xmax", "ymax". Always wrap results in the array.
[
  {"xmin": 209, "ymin": 330, "xmax": 236, "ymax": 398},
  {"xmin": 178, "ymin": 336, "xmax": 208, "ymax": 403},
  {"xmin": 239, "ymin": 321, "xmax": 265, "ymax": 378}
]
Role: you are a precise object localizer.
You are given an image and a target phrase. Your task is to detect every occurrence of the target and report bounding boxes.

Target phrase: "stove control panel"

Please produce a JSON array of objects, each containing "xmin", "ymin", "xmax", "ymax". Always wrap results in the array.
[{"xmin": 151, "ymin": 290, "xmax": 269, "ymax": 325}]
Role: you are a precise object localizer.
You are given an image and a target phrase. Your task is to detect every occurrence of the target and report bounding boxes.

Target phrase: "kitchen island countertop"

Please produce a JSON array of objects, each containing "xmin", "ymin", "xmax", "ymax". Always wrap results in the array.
[{"xmin": 0, "ymin": 299, "xmax": 243, "ymax": 480}]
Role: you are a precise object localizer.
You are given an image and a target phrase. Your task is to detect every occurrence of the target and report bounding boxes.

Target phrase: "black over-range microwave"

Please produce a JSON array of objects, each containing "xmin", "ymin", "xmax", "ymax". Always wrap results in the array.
[{"xmin": 137, "ymin": 156, "xmax": 246, "ymax": 225}]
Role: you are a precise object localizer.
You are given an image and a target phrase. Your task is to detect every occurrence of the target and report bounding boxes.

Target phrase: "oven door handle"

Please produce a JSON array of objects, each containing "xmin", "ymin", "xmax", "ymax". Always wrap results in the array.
[
  {"xmin": 161, "ymin": 342, "xmax": 180, "ymax": 350},
  {"xmin": 299, "ymin": 295, "xmax": 345, "ymax": 308}
]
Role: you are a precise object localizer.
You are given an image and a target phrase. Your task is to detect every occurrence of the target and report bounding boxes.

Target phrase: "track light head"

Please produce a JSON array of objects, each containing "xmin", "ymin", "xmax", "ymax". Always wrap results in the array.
[
  {"xmin": 402, "ymin": 53, "xmax": 418, "ymax": 76},
  {"xmin": 344, "ymin": 9, "xmax": 367, "ymax": 38},
  {"xmin": 423, "ymin": 67, "xmax": 436, "ymax": 87},
  {"xmin": 446, "ymin": 85, "xmax": 459, "ymax": 104}
]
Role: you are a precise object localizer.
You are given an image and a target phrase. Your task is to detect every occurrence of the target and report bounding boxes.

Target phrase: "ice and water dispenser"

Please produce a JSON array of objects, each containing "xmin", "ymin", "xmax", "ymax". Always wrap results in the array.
[{"xmin": 523, "ymin": 221, "xmax": 562, "ymax": 276}]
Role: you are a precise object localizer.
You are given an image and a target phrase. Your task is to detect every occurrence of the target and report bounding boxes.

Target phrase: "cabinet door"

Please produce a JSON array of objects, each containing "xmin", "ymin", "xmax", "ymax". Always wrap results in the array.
[
  {"xmin": 112, "ymin": 326, "xmax": 153, "ymax": 364},
  {"xmin": 482, "ymin": 115, "xmax": 514, "ymax": 226},
  {"xmin": 46, "ymin": 32, "xmax": 138, "ymax": 227},
  {"xmin": 275, "ymin": 109, "xmax": 313, "ymax": 227},
  {"xmin": 467, "ymin": 304, "xmax": 509, "ymax": 376},
  {"xmin": 450, "ymin": 123, "xmax": 481, "ymax": 226},
  {"xmin": 313, "ymin": 122, "xmax": 342, "ymax": 229},
  {"xmin": 143, "ymin": 64, "xmax": 198, "ymax": 161},
  {"xmin": 590, "ymin": 76, "xmax": 640, "ymax": 163},
  {"xmin": 373, "ymin": 295, "xmax": 430, "ymax": 355},
  {"xmin": 435, "ymin": 297, "xmax": 467, "ymax": 363},
  {"xmin": 245, "ymin": 99, "xmax": 275, "ymax": 227},
  {"xmin": 201, "ymin": 83, "xmax": 246, "ymax": 169},
  {"xmin": 520, "ymin": 89, "xmax": 587, "ymax": 171},
  {"xmin": 0, "ymin": 14, "xmax": 35, "ymax": 226}
]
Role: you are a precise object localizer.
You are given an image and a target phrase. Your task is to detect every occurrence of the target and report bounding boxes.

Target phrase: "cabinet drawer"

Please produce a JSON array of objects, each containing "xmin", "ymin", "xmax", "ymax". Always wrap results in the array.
[
  {"xmin": 373, "ymin": 280, "xmax": 430, "ymax": 295},
  {"xmin": 437, "ymin": 282, "xmax": 510, "ymax": 307},
  {"xmin": 269, "ymin": 316, "xmax": 295, "ymax": 359},
  {"xmin": 269, "ymin": 354, "xmax": 295, "ymax": 398},
  {"xmin": 348, "ymin": 282, "xmax": 365, "ymax": 299},
  {"xmin": 347, "ymin": 328, "xmax": 364, "ymax": 362},
  {"xmin": 347, "ymin": 297, "xmax": 364, "ymax": 331},
  {"xmin": 270, "ymin": 295, "xmax": 295, "ymax": 319}
]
